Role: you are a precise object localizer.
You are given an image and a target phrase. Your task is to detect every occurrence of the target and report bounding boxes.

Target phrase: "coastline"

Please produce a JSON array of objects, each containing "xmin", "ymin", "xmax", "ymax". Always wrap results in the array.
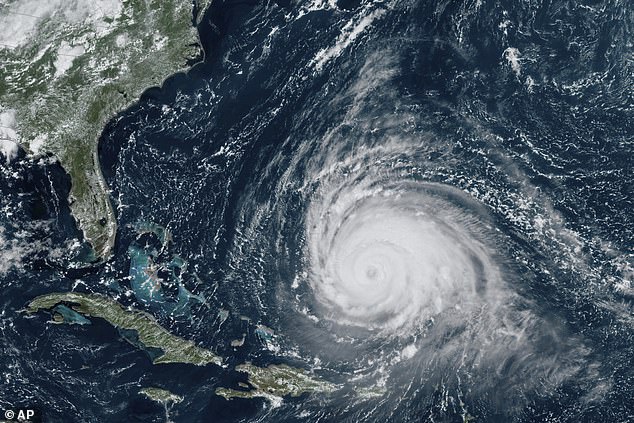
[{"xmin": 0, "ymin": 0, "xmax": 215, "ymax": 262}]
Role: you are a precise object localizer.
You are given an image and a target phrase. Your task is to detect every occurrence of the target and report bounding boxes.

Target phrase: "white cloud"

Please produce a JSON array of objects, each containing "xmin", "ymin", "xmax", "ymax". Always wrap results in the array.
[
  {"xmin": 0, "ymin": 226, "xmax": 28, "ymax": 276},
  {"xmin": 311, "ymin": 8, "xmax": 385, "ymax": 71},
  {"xmin": 53, "ymin": 41, "xmax": 86, "ymax": 78},
  {"xmin": 0, "ymin": 108, "xmax": 20, "ymax": 163},
  {"xmin": 503, "ymin": 47, "xmax": 522, "ymax": 76},
  {"xmin": 0, "ymin": 0, "xmax": 123, "ymax": 49}
]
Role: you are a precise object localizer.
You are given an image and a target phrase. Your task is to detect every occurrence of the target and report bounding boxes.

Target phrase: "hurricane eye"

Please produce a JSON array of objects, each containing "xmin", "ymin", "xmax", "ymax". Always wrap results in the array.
[
  {"xmin": 306, "ymin": 183, "xmax": 500, "ymax": 333},
  {"xmin": 365, "ymin": 265, "xmax": 378, "ymax": 279}
]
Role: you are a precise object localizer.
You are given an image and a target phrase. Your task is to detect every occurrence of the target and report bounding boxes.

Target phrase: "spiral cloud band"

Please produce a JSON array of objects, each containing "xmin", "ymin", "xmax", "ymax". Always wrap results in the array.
[{"xmin": 307, "ymin": 179, "xmax": 502, "ymax": 333}]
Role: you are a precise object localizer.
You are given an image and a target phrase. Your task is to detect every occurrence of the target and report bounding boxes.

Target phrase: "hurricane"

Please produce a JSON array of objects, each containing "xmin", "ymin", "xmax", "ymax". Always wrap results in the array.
[
  {"xmin": 306, "ymin": 179, "xmax": 498, "ymax": 332},
  {"xmin": 210, "ymin": 47, "xmax": 608, "ymax": 419},
  {"xmin": 1, "ymin": 0, "xmax": 632, "ymax": 421}
]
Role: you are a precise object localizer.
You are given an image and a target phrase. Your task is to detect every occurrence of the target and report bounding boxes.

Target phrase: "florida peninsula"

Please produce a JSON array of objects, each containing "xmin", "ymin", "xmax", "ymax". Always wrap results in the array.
[{"xmin": 0, "ymin": 0, "xmax": 211, "ymax": 259}]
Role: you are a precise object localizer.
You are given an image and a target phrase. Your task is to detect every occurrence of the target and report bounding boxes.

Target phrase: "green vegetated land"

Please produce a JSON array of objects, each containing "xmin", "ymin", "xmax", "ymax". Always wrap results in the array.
[
  {"xmin": 0, "ymin": 0, "xmax": 212, "ymax": 260},
  {"xmin": 215, "ymin": 362, "xmax": 339, "ymax": 401},
  {"xmin": 27, "ymin": 291, "xmax": 223, "ymax": 366},
  {"xmin": 139, "ymin": 387, "xmax": 184, "ymax": 404},
  {"xmin": 27, "ymin": 292, "xmax": 339, "ymax": 402},
  {"xmin": 9, "ymin": 0, "xmax": 340, "ymax": 405}
]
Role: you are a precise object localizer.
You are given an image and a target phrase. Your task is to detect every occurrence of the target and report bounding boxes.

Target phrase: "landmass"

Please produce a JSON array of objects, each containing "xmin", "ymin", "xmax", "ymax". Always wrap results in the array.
[
  {"xmin": 215, "ymin": 363, "xmax": 339, "ymax": 403},
  {"xmin": 26, "ymin": 291, "xmax": 223, "ymax": 366},
  {"xmin": 26, "ymin": 292, "xmax": 339, "ymax": 403},
  {"xmin": 126, "ymin": 221, "xmax": 206, "ymax": 314},
  {"xmin": 139, "ymin": 387, "xmax": 183, "ymax": 405},
  {"xmin": 0, "ymin": 0, "xmax": 212, "ymax": 260}
]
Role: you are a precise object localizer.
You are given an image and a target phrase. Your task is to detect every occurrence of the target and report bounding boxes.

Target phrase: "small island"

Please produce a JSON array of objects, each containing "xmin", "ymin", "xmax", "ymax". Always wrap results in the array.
[{"xmin": 139, "ymin": 387, "xmax": 183, "ymax": 405}]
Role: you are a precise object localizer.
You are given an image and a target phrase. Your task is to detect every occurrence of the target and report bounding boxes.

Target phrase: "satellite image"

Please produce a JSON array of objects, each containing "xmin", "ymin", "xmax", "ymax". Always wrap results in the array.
[{"xmin": 0, "ymin": 0, "xmax": 632, "ymax": 421}]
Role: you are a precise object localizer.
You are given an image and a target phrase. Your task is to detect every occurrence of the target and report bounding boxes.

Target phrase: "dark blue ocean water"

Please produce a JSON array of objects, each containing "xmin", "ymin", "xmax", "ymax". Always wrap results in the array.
[{"xmin": 1, "ymin": 0, "xmax": 633, "ymax": 421}]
